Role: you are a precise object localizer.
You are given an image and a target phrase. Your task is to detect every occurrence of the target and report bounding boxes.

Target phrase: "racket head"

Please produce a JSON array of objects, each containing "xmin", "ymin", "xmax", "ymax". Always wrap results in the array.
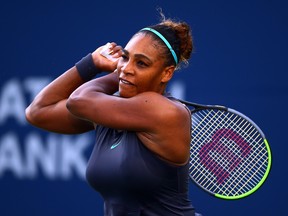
[{"xmin": 189, "ymin": 107, "xmax": 272, "ymax": 200}]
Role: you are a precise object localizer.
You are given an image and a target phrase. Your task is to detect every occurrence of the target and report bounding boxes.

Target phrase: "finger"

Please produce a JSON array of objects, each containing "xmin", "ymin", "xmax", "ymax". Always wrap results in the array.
[
  {"xmin": 109, "ymin": 45, "xmax": 123, "ymax": 56},
  {"xmin": 113, "ymin": 45, "xmax": 123, "ymax": 52},
  {"xmin": 111, "ymin": 47, "xmax": 123, "ymax": 58},
  {"xmin": 108, "ymin": 42, "xmax": 117, "ymax": 48}
]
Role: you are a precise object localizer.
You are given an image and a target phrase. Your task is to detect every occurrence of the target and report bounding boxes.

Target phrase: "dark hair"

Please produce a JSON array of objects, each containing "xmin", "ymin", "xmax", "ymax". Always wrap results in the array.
[{"xmin": 139, "ymin": 12, "xmax": 193, "ymax": 70}]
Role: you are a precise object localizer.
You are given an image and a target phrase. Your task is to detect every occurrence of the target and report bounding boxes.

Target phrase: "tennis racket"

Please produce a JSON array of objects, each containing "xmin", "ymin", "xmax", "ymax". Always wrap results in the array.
[{"xmin": 178, "ymin": 99, "xmax": 272, "ymax": 200}]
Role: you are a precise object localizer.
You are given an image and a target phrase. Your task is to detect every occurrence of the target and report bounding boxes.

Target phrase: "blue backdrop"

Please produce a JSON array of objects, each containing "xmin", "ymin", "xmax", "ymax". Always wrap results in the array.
[{"xmin": 1, "ymin": 0, "xmax": 287, "ymax": 215}]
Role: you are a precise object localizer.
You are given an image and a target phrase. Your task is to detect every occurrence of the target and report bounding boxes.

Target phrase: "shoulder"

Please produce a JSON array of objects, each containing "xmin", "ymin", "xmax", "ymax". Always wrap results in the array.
[
  {"xmin": 135, "ymin": 92, "xmax": 191, "ymax": 137},
  {"xmin": 132, "ymin": 92, "xmax": 188, "ymax": 125},
  {"xmin": 132, "ymin": 91, "xmax": 186, "ymax": 112}
]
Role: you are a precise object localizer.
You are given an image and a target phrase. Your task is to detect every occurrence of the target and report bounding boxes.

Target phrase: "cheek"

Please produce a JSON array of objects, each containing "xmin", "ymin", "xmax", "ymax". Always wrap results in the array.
[{"xmin": 139, "ymin": 74, "xmax": 161, "ymax": 91}]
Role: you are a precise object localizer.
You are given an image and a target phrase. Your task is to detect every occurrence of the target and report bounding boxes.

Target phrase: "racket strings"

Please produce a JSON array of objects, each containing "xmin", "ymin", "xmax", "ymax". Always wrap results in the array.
[
  {"xmin": 194, "ymin": 116, "xmax": 268, "ymax": 191},
  {"xmin": 221, "ymin": 143, "xmax": 268, "ymax": 195},
  {"xmin": 189, "ymin": 109, "xmax": 269, "ymax": 197},
  {"xmin": 229, "ymin": 146, "xmax": 268, "ymax": 195},
  {"xmin": 191, "ymin": 112, "xmax": 246, "ymax": 194}
]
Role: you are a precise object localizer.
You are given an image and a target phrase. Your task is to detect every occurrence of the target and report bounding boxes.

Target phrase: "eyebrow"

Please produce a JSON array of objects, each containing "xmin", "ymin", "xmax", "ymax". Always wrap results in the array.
[{"xmin": 122, "ymin": 49, "xmax": 153, "ymax": 64}]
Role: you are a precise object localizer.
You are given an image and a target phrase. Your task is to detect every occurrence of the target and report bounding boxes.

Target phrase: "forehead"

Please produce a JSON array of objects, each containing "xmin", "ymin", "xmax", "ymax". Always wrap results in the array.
[{"xmin": 124, "ymin": 33, "xmax": 160, "ymax": 56}]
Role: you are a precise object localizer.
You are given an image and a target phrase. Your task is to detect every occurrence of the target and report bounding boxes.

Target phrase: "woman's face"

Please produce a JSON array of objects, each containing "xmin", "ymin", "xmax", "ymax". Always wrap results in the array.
[{"xmin": 117, "ymin": 33, "xmax": 169, "ymax": 98}]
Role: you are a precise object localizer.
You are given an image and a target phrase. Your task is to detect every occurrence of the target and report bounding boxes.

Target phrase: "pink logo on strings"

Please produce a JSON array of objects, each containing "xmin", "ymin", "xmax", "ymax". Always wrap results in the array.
[{"xmin": 199, "ymin": 128, "xmax": 251, "ymax": 184}]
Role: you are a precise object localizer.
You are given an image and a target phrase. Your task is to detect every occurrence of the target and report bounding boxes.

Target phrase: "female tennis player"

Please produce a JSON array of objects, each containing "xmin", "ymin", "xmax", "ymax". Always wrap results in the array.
[{"xmin": 26, "ymin": 13, "xmax": 202, "ymax": 216}]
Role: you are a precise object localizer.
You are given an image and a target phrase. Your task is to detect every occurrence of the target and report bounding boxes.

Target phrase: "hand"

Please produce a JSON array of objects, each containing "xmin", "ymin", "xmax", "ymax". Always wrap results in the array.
[{"xmin": 92, "ymin": 42, "xmax": 123, "ymax": 72}]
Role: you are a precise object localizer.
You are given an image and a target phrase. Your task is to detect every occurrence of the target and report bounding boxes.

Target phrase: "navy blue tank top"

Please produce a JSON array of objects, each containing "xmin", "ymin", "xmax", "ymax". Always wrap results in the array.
[{"xmin": 86, "ymin": 126, "xmax": 195, "ymax": 216}]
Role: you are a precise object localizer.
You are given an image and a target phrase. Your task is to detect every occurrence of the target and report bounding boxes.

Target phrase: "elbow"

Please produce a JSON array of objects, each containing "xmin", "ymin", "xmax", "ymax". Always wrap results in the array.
[
  {"xmin": 25, "ymin": 97, "xmax": 53, "ymax": 127},
  {"xmin": 67, "ymin": 93, "xmax": 93, "ymax": 120},
  {"xmin": 25, "ymin": 106, "xmax": 33, "ymax": 124},
  {"xmin": 66, "ymin": 96, "xmax": 74, "ymax": 113},
  {"xmin": 66, "ymin": 94, "xmax": 82, "ymax": 117},
  {"xmin": 25, "ymin": 103, "xmax": 43, "ymax": 126}
]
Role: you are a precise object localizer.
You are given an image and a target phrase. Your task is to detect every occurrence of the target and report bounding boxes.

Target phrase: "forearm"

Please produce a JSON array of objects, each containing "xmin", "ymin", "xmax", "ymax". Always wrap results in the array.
[
  {"xmin": 25, "ymin": 43, "xmax": 121, "ymax": 132},
  {"xmin": 28, "ymin": 52, "xmax": 103, "ymax": 109},
  {"xmin": 30, "ymin": 67, "xmax": 84, "ymax": 107},
  {"xmin": 32, "ymin": 43, "xmax": 120, "ymax": 109},
  {"xmin": 25, "ymin": 53, "xmax": 101, "ymax": 132}
]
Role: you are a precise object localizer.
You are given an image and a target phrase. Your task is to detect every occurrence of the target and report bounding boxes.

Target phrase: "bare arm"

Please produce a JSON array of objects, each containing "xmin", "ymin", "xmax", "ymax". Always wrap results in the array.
[{"xmin": 25, "ymin": 43, "xmax": 122, "ymax": 134}]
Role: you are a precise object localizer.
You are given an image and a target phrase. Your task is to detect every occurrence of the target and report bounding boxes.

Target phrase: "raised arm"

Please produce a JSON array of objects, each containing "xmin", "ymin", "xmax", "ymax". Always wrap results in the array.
[{"xmin": 25, "ymin": 42, "xmax": 122, "ymax": 134}]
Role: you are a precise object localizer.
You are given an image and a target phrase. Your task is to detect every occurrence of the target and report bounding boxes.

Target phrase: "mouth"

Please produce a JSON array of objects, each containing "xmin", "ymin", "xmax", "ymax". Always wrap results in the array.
[{"xmin": 119, "ymin": 78, "xmax": 134, "ymax": 86}]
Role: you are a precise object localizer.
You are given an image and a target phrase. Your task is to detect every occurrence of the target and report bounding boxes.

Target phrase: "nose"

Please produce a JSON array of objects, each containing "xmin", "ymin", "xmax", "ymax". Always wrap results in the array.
[{"xmin": 120, "ymin": 60, "xmax": 134, "ymax": 75}]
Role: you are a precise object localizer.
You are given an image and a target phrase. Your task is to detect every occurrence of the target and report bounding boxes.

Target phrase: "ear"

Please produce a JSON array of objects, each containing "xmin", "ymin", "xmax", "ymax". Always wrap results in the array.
[{"xmin": 161, "ymin": 66, "xmax": 175, "ymax": 83}]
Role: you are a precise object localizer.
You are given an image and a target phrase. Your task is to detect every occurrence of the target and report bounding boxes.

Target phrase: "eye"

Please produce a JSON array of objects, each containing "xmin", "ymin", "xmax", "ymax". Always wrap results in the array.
[
  {"xmin": 121, "ymin": 54, "xmax": 128, "ymax": 61},
  {"xmin": 137, "ymin": 60, "xmax": 148, "ymax": 67}
]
